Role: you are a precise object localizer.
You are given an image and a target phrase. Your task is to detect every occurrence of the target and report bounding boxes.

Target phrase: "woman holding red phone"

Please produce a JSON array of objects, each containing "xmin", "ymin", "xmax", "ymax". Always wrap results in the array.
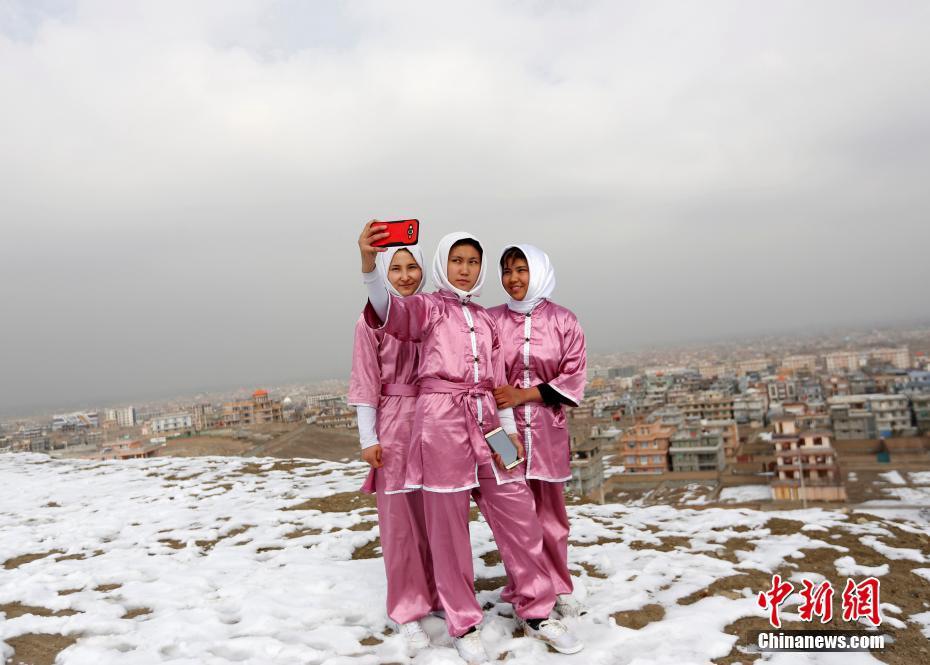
[
  {"xmin": 348, "ymin": 240, "xmax": 438, "ymax": 653},
  {"xmin": 357, "ymin": 222, "xmax": 583, "ymax": 664},
  {"xmin": 489, "ymin": 244, "xmax": 588, "ymax": 618}
]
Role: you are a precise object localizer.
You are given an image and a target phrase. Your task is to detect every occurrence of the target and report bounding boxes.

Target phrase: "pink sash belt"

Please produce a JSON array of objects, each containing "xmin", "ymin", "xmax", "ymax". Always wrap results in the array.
[
  {"xmin": 380, "ymin": 383, "xmax": 419, "ymax": 397},
  {"xmin": 418, "ymin": 378, "xmax": 493, "ymax": 462}
]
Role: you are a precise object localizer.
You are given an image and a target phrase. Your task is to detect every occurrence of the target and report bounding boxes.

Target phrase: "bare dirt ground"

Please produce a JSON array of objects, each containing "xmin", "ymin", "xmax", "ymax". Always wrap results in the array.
[
  {"xmin": 245, "ymin": 424, "xmax": 360, "ymax": 460},
  {"xmin": 153, "ymin": 424, "xmax": 361, "ymax": 462},
  {"xmin": 706, "ymin": 513, "xmax": 930, "ymax": 665},
  {"xmin": 156, "ymin": 437, "xmax": 253, "ymax": 457}
]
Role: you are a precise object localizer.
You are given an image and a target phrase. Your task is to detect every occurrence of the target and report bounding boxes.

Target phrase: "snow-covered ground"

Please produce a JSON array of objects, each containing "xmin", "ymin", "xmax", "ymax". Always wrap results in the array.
[{"xmin": 2, "ymin": 454, "xmax": 929, "ymax": 664}]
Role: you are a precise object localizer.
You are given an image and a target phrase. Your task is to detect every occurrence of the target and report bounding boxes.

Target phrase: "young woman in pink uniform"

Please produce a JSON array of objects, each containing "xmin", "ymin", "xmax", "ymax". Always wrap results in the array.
[
  {"xmin": 357, "ymin": 222, "xmax": 583, "ymax": 664},
  {"xmin": 348, "ymin": 244, "xmax": 439, "ymax": 652},
  {"xmin": 490, "ymin": 244, "xmax": 588, "ymax": 618}
]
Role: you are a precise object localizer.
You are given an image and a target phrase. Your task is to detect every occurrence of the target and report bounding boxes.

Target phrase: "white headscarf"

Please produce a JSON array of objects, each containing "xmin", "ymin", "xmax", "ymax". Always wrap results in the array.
[
  {"xmin": 498, "ymin": 243, "xmax": 556, "ymax": 314},
  {"xmin": 376, "ymin": 245, "xmax": 427, "ymax": 297},
  {"xmin": 432, "ymin": 231, "xmax": 486, "ymax": 303}
]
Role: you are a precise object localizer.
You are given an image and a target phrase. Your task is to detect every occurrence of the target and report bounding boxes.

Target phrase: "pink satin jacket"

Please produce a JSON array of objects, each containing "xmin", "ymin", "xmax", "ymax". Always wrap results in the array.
[
  {"xmin": 489, "ymin": 299, "xmax": 586, "ymax": 482},
  {"xmin": 365, "ymin": 290, "xmax": 526, "ymax": 491},
  {"xmin": 348, "ymin": 316, "xmax": 420, "ymax": 494}
]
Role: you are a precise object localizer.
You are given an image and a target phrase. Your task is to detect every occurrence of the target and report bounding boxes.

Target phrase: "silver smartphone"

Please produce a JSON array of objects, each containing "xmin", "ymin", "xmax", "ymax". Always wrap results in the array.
[{"xmin": 484, "ymin": 427, "xmax": 524, "ymax": 470}]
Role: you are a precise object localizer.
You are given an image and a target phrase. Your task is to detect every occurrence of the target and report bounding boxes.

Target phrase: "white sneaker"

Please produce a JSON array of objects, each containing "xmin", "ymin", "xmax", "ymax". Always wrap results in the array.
[
  {"xmin": 554, "ymin": 593, "xmax": 585, "ymax": 617},
  {"xmin": 522, "ymin": 617, "xmax": 584, "ymax": 654},
  {"xmin": 454, "ymin": 628, "xmax": 489, "ymax": 664},
  {"xmin": 398, "ymin": 620, "xmax": 430, "ymax": 651}
]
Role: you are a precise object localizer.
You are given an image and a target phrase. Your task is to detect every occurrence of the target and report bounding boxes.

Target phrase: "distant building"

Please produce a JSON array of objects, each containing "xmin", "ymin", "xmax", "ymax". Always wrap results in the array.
[
  {"xmin": 191, "ymin": 403, "xmax": 219, "ymax": 431},
  {"xmin": 590, "ymin": 366, "xmax": 635, "ymax": 380},
  {"xmin": 766, "ymin": 376, "xmax": 798, "ymax": 403},
  {"xmin": 823, "ymin": 375, "xmax": 851, "ymax": 397},
  {"xmin": 916, "ymin": 352, "xmax": 929, "ymax": 371},
  {"xmin": 848, "ymin": 373, "xmax": 878, "ymax": 395},
  {"xmin": 829, "ymin": 396, "xmax": 876, "ymax": 440},
  {"xmin": 149, "ymin": 412, "xmax": 193, "ymax": 434},
  {"xmin": 698, "ymin": 364, "xmax": 730, "ymax": 379},
  {"xmin": 798, "ymin": 378, "xmax": 824, "ymax": 403},
  {"xmin": 17, "ymin": 424, "xmax": 45, "ymax": 439},
  {"xmin": 619, "ymin": 420, "xmax": 674, "ymax": 474},
  {"xmin": 569, "ymin": 432, "xmax": 605, "ymax": 499},
  {"xmin": 680, "ymin": 392, "xmax": 735, "ymax": 421},
  {"xmin": 868, "ymin": 395, "xmax": 914, "ymax": 438},
  {"xmin": 12, "ymin": 425, "xmax": 50, "ymax": 452},
  {"xmin": 822, "ymin": 348, "xmax": 909, "ymax": 373},
  {"xmin": 733, "ymin": 391, "xmax": 766, "ymax": 426},
  {"xmin": 825, "ymin": 351, "xmax": 860, "ymax": 373},
  {"xmin": 868, "ymin": 347, "xmax": 910, "ymax": 370},
  {"xmin": 781, "ymin": 355, "xmax": 818, "ymax": 373},
  {"xmin": 737, "ymin": 358, "xmax": 772, "ymax": 376},
  {"xmin": 913, "ymin": 394, "xmax": 930, "ymax": 436},
  {"xmin": 769, "ymin": 416, "xmax": 845, "ymax": 502},
  {"xmin": 668, "ymin": 419, "xmax": 725, "ymax": 472},
  {"xmin": 314, "ymin": 412, "xmax": 358, "ymax": 428},
  {"xmin": 307, "ymin": 394, "xmax": 345, "ymax": 408},
  {"xmin": 116, "ymin": 407, "xmax": 136, "ymax": 428},
  {"xmin": 223, "ymin": 389, "xmax": 285, "ymax": 426},
  {"xmin": 701, "ymin": 419, "xmax": 740, "ymax": 461},
  {"xmin": 899, "ymin": 371, "xmax": 930, "ymax": 394},
  {"xmin": 796, "ymin": 410, "xmax": 832, "ymax": 433},
  {"xmin": 98, "ymin": 439, "xmax": 160, "ymax": 460},
  {"xmin": 646, "ymin": 405, "xmax": 685, "ymax": 428},
  {"xmin": 51, "ymin": 412, "xmax": 99, "ymax": 431}
]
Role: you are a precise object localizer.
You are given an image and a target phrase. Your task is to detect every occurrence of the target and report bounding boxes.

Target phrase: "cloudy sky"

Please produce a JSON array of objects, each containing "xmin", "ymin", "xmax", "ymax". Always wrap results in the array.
[{"xmin": 2, "ymin": 0, "xmax": 929, "ymax": 415}]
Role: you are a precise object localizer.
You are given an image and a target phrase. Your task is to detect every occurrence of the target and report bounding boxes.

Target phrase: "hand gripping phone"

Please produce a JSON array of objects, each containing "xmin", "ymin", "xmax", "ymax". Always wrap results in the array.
[
  {"xmin": 372, "ymin": 219, "xmax": 420, "ymax": 247},
  {"xmin": 485, "ymin": 427, "xmax": 524, "ymax": 470}
]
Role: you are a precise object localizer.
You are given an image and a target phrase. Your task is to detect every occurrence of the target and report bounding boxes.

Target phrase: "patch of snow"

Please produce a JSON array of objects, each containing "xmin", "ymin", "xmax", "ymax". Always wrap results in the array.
[
  {"xmin": 879, "ymin": 471, "xmax": 906, "ymax": 485},
  {"xmin": 880, "ymin": 486, "xmax": 930, "ymax": 503},
  {"xmin": 912, "ymin": 610, "xmax": 930, "ymax": 639},
  {"xmin": 859, "ymin": 536, "xmax": 927, "ymax": 563},
  {"xmin": 718, "ymin": 486, "xmax": 772, "ymax": 503},
  {"xmin": 911, "ymin": 568, "xmax": 930, "ymax": 582},
  {"xmin": 908, "ymin": 471, "xmax": 930, "ymax": 484},
  {"xmin": 834, "ymin": 556, "xmax": 890, "ymax": 577}
]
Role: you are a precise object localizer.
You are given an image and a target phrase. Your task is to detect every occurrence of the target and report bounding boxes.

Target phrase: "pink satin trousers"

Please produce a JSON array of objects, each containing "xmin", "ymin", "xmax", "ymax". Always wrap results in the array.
[
  {"xmin": 422, "ymin": 464, "xmax": 556, "ymax": 637},
  {"xmin": 502, "ymin": 479, "xmax": 573, "ymax": 603},
  {"xmin": 374, "ymin": 468, "xmax": 439, "ymax": 624}
]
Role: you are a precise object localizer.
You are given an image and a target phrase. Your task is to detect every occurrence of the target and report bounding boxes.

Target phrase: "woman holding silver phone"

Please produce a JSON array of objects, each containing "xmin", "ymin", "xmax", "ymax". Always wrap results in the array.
[{"xmin": 490, "ymin": 244, "xmax": 588, "ymax": 619}]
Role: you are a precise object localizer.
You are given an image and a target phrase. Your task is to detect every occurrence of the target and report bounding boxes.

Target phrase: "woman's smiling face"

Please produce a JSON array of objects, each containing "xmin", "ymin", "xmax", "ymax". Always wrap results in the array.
[
  {"xmin": 386, "ymin": 248, "xmax": 422, "ymax": 296},
  {"xmin": 501, "ymin": 255, "xmax": 529, "ymax": 301}
]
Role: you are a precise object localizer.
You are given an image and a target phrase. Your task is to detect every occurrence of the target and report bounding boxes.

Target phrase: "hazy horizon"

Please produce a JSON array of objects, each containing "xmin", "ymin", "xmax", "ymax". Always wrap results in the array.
[
  {"xmin": 4, "ymin": 315, "xmax": 929, "ymax": 422},
  {"xmin": 3, "ymin": 1, "xmax": 930, "ymax": 416}
]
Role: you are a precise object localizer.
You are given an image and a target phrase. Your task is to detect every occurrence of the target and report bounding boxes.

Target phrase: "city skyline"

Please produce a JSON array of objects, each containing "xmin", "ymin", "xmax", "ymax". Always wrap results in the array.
[
  {"xmin": 3, "ymin": 318, "xmax": 928, "ymax": 422},
  {"xmin": 3, "ymin": 1, "xmax": 930, "ymax": 414}
]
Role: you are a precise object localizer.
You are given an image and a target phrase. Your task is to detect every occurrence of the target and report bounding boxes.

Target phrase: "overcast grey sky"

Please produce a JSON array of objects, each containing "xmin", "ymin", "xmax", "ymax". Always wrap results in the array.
[{"xmin": 2, "ymin": 0, "xmax": 929, "ymax": 415}]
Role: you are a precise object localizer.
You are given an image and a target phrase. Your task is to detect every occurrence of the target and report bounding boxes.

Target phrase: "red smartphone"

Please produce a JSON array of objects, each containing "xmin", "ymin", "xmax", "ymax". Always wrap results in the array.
[{"xmin": 372, "ymin": 219, "xmax": 419, "ymax": 247}]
